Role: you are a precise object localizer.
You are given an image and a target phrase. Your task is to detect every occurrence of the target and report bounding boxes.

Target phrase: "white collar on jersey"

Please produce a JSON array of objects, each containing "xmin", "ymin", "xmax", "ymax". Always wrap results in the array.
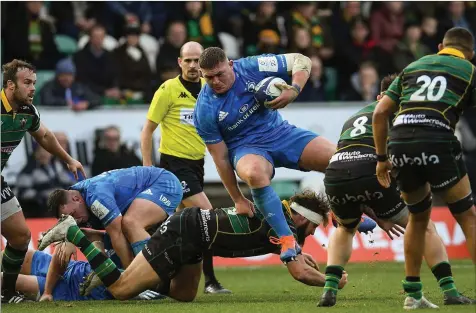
[{"xmin": 290, "ymin": 202, "xmax": 324, "ymax": 226}]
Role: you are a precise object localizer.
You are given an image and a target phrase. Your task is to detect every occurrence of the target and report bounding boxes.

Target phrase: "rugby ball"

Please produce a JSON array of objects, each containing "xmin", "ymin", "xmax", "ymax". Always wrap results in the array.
[{"xmin": 254, "ymin": 77, "xmax": 286, "ymax": 107}]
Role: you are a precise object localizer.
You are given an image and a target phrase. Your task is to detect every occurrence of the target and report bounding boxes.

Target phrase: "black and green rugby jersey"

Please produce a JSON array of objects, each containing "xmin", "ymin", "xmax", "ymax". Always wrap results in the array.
[
  {"xmin": 1, "ymin": 89, "xmax": 41, "ymax": 171},
  {"xmin": 210, "ymin": 201, "xmax": 301, "ymax": 258},
  {"xmin": 337, "ymin": 101, "xmax": 377, "ymax": 150},
  {"xmin": 385, "ymin": 48, "xmax": 476, "ymax": 137}
]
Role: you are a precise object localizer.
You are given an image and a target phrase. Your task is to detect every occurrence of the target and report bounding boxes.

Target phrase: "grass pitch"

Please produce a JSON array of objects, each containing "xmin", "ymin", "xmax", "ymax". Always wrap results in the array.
[{"xmin": 3, "ymin": 260, "xmax": 475, "ymax": 313}]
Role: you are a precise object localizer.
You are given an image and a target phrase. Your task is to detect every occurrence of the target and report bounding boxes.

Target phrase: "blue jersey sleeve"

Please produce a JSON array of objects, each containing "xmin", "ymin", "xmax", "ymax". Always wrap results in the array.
[
  {"xmin": 194, "ymin": 89, "xmax": 223, "ymax": 145},
  {"xmin": 84, "ymin": 183, "xmax": 121, "ymax": 228},
  {"xmin": 241, "ymin": 54, "xmax": 290, "ymax": 81}
]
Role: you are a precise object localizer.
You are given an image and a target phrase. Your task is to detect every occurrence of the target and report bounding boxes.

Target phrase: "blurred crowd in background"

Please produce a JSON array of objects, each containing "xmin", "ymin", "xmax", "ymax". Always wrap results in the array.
[
  {"xmin": 2, "ymin": 1, "xmax": 476, "ymax": 217},
  {"xmin": 2, "ymin": 1, "xmax": 476, "ymax": 107}
]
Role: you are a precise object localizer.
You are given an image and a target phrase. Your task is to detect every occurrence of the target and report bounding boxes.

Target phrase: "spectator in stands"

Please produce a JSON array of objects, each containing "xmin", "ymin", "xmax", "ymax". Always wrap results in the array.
[
  {"xmin": 370, "ymin": 2, "xmax": 405, "ymax": 54},
  {"xmin": 182, "ymin": 1, "xmax": 221, "ymax": 48},
  {"xmin": 242, "ymin": 2, "xmax": 287, "ymax": 56},
  {"xmin": 16, "ymin": 143, "xmax": 76, "ymax": 217},
  {"xmin": 39, "ymin": 58, "xmax": 101, "ymax": 111},
  {"xmin": 296, "ymin": 55, "xmax": 326, "ymax": 102},
  {"xmin": 107, "ymin": 1, "xmax": 152, "ymax": 37},
  {"xmin": 155, "ymin": 21, "xmax": 187, "ymax": 79},
  {"xmin": 334, "ymin": 17, "xmax": 380, "ymax": 92},
  {"xmin": 289, "ymin": 27, "xmax": 313, "ymax": 56},
  {"xmin": 114, "ymin": 22, "xmax": 153, "ymax": 102},
  {"xmin": 53, "ymin": 131, "xmax": 86, "ymax": 181},
  {"xmin": 73, "ymin": 24, "xmax": 121, "ymax": 100},
  {"xmin": 331, "ymin": 2, "xmax": 362, "ymax": 49},
  {"xmin": 2, "ymin": 1, "xmax": 61, "ymax": 70},
  {"xmin": 341, "ymin": 61, "xmax": 379, "ymax": 102},
  {"xmin": 393, "ymin": 22, "xmax": 432, "ymax": 72},
  {"xmin": 289, "ymin": 2, "xmax": 334, "ymax": 63},
  {"xmin": 438, "ymin": 2, "xmax": 476, "ymax": 49},
  {"xmin": 49, "ymin": 2, "xmax": 97, "ymax": 39},
  {"xmin": 420, "ymin": 16, "xmax": 439, "ymax": 53},
  {"xmin": 91, "ymin": 125, "xmax": 141, "ymax": 176}
]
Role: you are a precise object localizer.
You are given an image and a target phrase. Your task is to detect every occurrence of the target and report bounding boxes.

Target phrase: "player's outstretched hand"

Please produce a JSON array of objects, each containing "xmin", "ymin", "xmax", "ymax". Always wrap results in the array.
[
  {"xmin": 67, "ymin": 159, "xmax": 87, "ymax": 180},
  {"xmin": 376, "ymin": 219, "xmax": 405, "ymax": 240},
  {"xmin": 302, "ymin": 253, "xmax": 319, "ymax": 271},
  {"xmin": 376, "ymin": 160, "xmax": 392, "ymax": 188},
  {"xmin": 56, "ymin": 242, "xmax": 77, "ymax": 267},
  {"xmin": 338, "ymin": 271, "xmax": 348, "ymax": 289},
  {"xmin": 235, "ymin": 197, "xmax": 255, "ymax": 217},
  {"xmin": 39, "ymin": 293, "xmax": 53, "ymax": 302},
  {"xmin": 266, "ymin": 83, "xmax": 299, "ymax": 110}
]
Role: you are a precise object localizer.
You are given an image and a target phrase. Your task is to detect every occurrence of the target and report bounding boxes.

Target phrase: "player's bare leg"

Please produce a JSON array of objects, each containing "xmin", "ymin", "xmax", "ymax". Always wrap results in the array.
[
  {"xmin": 121, "ymin": 198, "xmax": 168, "ymax": 256},
  {"xmin": 19, "ymin": 250, "xmax": 36, "ymax": 276},
  {"xmin": 168, "ymin": 263, "xmax": 202, "ymax": 302},
  {"xmin": 1, "ymin": 210, "xmax": 31, "ymax": 303},
  {"xmin": 298, "ymin": 136, "xmax": 336, "ymax": 172},
  {"xmin": 0, "ymin": 273, "xmax": 39, "ymax": 301},
  {"xmin": 439, "ymin": 175, "xmax": 476, "ymax": 263},
  {"xmin": 318, "ymin": 216, "xmax": 357, "ymax": 307},
  {"xmin": 181, "ymin": 194, "xmax": 231, "ymax": 294},
  {"xmin": 400, "ymin": 184, "xmax": 438, "ymax": 309},
  {"xmin": 236, "ymin": 155, "xmax": 299, "ymax": 262}
]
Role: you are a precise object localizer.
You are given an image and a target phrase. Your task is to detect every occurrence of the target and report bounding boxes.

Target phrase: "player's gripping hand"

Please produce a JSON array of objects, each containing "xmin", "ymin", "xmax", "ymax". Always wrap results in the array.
[
  {"xmin": 67, "ymin": 159, "xmax": 87, "ymax": 181},
  {"xmin": 376, "ymin": 160, "xmax": 392, "ymax": 188},
  {"xmin": 56, "ymin": 242, "xmax": 77, "ymax": 267},
  {"xmin": 338, "ymin": 271, "xmax": 348, "ymax": 289},
  {"xmin": 376, "ymin": 219, "xmax": 405, "ymax": 240},
  {"xmin": 266, "ymin": 83, "xmax": 299, "ymax": 110},
  {"xmin": 235, "ymin": 197, "xmax": 255, "ymax": 218},
  {"xmin": 39, "ymin": 293, "xmax": 53, "ymax": 302},
  {"xmin": 302, "ymin": 253, "xmax": 319, "ymax": 271}
]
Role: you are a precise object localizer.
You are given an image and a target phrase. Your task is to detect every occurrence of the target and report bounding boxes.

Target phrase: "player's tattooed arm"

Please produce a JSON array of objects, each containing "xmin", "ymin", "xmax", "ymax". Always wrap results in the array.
[{"xmin": 30, "ymin": 123, "xmax": 86, "ymax": 180}]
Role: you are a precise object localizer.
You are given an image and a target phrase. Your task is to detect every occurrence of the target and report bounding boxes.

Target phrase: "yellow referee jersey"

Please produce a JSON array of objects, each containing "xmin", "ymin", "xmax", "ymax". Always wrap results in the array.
[{"xmin": 147, "ymin": 76, "xmax": 206, "ymax": 160}]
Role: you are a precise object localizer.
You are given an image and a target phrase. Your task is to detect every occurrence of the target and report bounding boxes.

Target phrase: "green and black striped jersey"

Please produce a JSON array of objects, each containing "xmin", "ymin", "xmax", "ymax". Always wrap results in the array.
[
  {"xmin": 1, "ymin": 89, "xmax": 41, "ymax": 171},
  {"xmin": 210, "ymin": 201, "xmax": 300, "ymax": 258},
  {"xmin": 385, "ymin": 48, "xmax": 476, "ymax": 136}
]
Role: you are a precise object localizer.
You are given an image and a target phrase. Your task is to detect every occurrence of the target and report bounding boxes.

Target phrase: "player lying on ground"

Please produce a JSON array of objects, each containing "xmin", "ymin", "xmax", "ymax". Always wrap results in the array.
[
  {"xmin": 373, "ymin": 27, "xmax": 476, "ymax": 309},
  {"xmin": 47, "ymin": 166, "xmax": 183, "ymax": 269},
  {"xmin": 319, "ymin": 74, "xmax": 475, "ymax": 308},
  {"xmin": 38, "ymin": 190, "xmax": 350, "ymax": 301}
]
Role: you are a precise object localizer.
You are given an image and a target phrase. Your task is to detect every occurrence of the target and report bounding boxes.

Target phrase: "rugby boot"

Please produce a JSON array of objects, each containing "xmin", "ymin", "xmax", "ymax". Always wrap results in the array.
[{"xmin": 38, "ymin": 215, "xmax": 77, "ymax": 250}]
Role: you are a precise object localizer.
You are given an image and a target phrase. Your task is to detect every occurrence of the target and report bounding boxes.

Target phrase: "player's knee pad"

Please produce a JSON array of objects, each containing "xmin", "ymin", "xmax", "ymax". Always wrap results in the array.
[
  {"xmin": 407, "ymin": 193, "xmax": 432, "ymax": 214},
  {"xmin": 447, "ymin": 193, "xmax": 474, "ymax": 215}
]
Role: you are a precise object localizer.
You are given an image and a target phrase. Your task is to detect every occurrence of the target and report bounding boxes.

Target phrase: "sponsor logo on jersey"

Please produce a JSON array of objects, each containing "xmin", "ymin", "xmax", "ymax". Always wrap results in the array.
[
  {"xmin": 20, "ymin": 118, "xmax": 27, "ymax": 129},
  {"xmin": 257, "ymin": 56, "xmax": 278, "ymax": 72},
  {"xmin": 200, "ymin": 209, "xmax": 211, "ymax": 242},
  {"xmin": 245, "ymin": 81, "xmax": 256, "ymax": 92},
  {"xmin": 393, "ymin": 114, "xmax": 451, "ymax": 130},
  {"xmin": 1, "ymin": 146, "xmax": 16, "ymax": 153},
  {"xmin": 159, "ymin": 195, "xmax": 171, "ymax": 207},
  {"xmin": 431, "ymin": 176, "xmax": 458, "ymax": 189},
  {"xmin": 219, "ymin": 111, "xmax": 229, "ymax": 121},
  {"xmin": 178, "ymin": 92, "xmax": 188, "ymax": 99},
  {"xmin": 328, "ymin": 190, "xmax": 384, "ymax": 205},
  {"xmin": 390, "ymin": 152, "xmax": 440, "ymax": 167},
  {"xmin": 1, "ymin": 186, "xmax": 13, "ymax": 201},
  {"xmin": 90, "ymin": 200, "xmax": 110, "ymax": 220},
  {"xmin": 329, "ymin": 151, "xmax": 376, "ymax": 163},
  {"xmin": 181, "ymin": 181, "xmax": 190, "ymax": 193},
  {"xmin": 179, "ymin": 108, "xmax": 195, "ymax": 126},
  {"xmin": 239, "ymin": 104, "xmax": 249, "ymax": 114},
  {"xmin": 227, "ymin": 102, "xmax": 260, "ymax": 131}
]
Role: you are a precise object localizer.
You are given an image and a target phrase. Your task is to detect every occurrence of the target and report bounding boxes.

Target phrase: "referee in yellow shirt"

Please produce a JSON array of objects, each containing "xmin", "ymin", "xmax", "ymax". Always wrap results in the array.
[{"xmin": 141, "ymin": 41, "xmax": 230, "ymax": 294}]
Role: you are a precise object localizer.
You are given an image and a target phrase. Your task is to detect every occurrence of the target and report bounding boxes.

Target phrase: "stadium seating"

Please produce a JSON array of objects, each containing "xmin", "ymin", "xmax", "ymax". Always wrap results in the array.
[
  {"xmin": 55, "ymin": 35, "xmax": 78, "ymax": 56},
  {"xmin": 34, "ymin": 70, "xmax": 55, "ymax": 102}
]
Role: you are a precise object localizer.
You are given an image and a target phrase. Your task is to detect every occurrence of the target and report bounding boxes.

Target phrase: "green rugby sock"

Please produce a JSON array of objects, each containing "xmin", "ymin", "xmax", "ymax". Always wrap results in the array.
[
  {"xmin": 431, "ymin": 261, "xmax": 459, "ymax": 297},
  {"xmin": 403, "ymin": 277, "xmax": 423, "ymax": 300},
  {"xmin": 2, "ymin": 244, "xmax": 28, "ymax": 292},
  {"xmin": 323, "ymin": 265, "xmax": 344, "ymax": 295},
  {"xmin": 67, "ymin": 225, "xmax": 121, "ymax": 287}
]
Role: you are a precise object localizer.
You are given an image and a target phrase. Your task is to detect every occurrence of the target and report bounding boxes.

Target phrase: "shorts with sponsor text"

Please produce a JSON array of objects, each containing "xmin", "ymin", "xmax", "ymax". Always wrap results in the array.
[
  {"xmin": 135, "ymin": 169, "xmax": 183, "ymax": 215},
  {"xmin": 159, "ymin": 153, "xmax": 204, "ymax": 199},
  {"xmin": 229, "ymin": 125, "xmax": 318, "ymax": 177},
  {"xmin": 1, "ymin": 175, "xmax": 22, "ymax": 221},
  {"xmin": 142, "ymin": 207, "xmax": 215, "ymax": 282},
  {"xmin": 324, "ymin": 164, "xmax": 406, "ymax": 226},
  {"xmin": 388, "ymin": 139, "xmax": 467, "ymax": 193}
]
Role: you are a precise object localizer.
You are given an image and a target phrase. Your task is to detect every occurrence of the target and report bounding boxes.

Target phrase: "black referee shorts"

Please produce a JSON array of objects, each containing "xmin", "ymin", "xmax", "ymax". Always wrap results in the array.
[{"xmin": 159, "ymin": 153, "xmax": 205, "ymax": 199}]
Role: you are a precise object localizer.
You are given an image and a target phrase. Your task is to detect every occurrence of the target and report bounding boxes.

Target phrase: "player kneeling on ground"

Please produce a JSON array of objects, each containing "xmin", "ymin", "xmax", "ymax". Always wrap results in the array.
[
  {"xmin": 38, "ymin": 190, "xmax": 348, "ymax": 301},
  {"xmin": 47, "ymin": 166, "xmax": 183, "ymax": 269},
  {"xmin": 318, "ymin": 73, "xmax": 474, "ymax": 308}
]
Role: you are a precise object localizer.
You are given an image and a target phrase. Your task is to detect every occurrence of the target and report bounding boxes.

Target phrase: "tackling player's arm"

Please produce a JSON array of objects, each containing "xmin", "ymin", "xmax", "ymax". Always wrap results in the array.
[
  {"xmin": 286, "ymin": 255, "xmax": 347, "ymax": 288},
  {"xmin": 141, "ymin": 83, "xmax": 172, "ymax": 166},
  {"xmin": 373, "ymin": 75, "xmax": 400, "ymax": 188},
  {"xmin": 30, "ymin": 122, "xmax": 86, "ymax": 180},
  {"xmin": 267, "ymin": 53, "xmax": 312, "ymax": 109}
]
